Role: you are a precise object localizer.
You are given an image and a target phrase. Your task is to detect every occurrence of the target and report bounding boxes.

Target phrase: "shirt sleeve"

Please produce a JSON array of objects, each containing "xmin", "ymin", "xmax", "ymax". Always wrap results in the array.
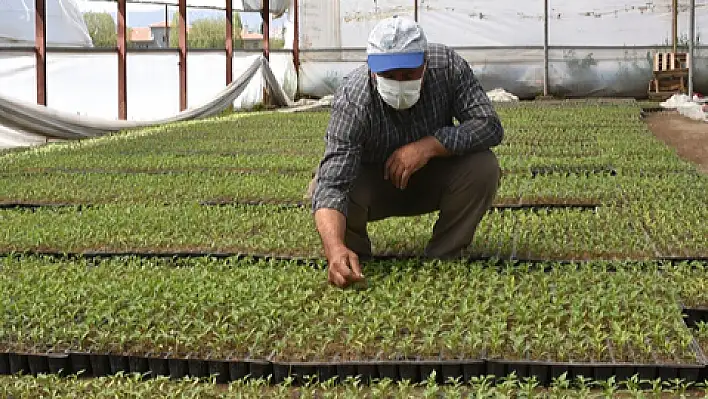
[
  {"xmin": 432, "ymin": 50, "xmax": 504, "ymax": 155},
  {"xmin": 311, "ymin": 88, "xmax": 366, "ymax": 217}
]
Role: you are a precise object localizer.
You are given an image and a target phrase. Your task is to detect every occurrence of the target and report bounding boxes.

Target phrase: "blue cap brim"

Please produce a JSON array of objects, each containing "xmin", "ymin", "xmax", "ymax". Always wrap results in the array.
[{"xmin": 367, "ymin": 52, "xmax": 425, "ymax": 73}]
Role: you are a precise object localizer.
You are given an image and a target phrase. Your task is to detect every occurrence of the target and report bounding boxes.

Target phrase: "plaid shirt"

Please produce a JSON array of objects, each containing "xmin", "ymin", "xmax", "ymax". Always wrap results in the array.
[{"xmin": 312, "ymin": 43, "xmax": 504, "ymax": 216}]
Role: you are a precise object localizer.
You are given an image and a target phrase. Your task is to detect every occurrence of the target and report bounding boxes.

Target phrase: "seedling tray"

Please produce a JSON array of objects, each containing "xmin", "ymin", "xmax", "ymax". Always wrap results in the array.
[
  {"xmin": 1, "ymin": 201, "xmax": 602, "ymax": 212},
  {"xmin": 0, "ymin": 203, "xmax": 96, "ymax": 211},
  {"xmin": 4, "ymin": 251, "xmax": 708, "ymax": 273},
  {"xmin": 486, "ymin": 358, "xmax": 702, "ymax": 386},
  {"xmin": 0, "ymin": 166, "xmax": 308, "ymax": 176},
  {"xmin": 529, "ymin": 166, "xmax": 617, "ymax": 178},
  {"xmin": 0, "ymin": 350, "xmax": 704, "ymax": 386},
  {"xmin": 684, "ymin": 307, "xmax": 708, "ymax": 328}
]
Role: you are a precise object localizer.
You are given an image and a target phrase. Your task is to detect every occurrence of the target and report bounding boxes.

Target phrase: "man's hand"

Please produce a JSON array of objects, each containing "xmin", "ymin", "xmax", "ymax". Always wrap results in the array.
[
  {"xmin": 385, "ymin": 136, "xmax": 450, "ymax": 189},
  {"xmin": 384, "ymin": 141, "xmax": 430, "ymax": 190},
  {"xmin": 326, "ymin": 245, "xmax": 365, "ymax": 288},
  {"xmin": 314, "ymin": 208, "xmax": 365, "ymax": 289}
]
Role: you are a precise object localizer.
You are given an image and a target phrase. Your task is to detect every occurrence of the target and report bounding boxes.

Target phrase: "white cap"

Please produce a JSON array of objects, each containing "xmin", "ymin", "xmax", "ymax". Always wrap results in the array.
[{"xmin": 366, "ymin": 16, "xmax": 427, "ymax": 73}]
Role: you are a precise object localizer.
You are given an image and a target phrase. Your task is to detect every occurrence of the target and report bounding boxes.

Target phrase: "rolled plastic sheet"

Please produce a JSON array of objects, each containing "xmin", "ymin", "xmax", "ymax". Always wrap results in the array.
[{"xmin": 0, "ymin": 55, "xmax": 265, "ymax": 143}]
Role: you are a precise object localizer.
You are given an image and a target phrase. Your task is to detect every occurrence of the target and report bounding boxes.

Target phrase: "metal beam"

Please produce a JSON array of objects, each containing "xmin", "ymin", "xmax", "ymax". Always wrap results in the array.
[
  {"xmin": 262, "ymin": 0, "xmax": 270, "ymax": 105},
  {"xmin": 543, "ymin": 0, "xmax": 549, "ymax": 97},
  {"xmin": 414, "ymin": 0, "xmax": 418, "ymax": 22},
  {"xmin": 179, "ymin": 0, "xmax": 188, "ymax": 111},
  {"xmin": 226, "ymin": 0, "xmax": 233, "ymax": 85},
  {"xmin": 293, "ymin": 0, "xmax": 300, "ymax": 81},
  {"xmin": 35, "ymin": 0, "xmax": 46, "ymax": 106},
  {"xmin": 118, "ymin": 0, "xmax": 127, "ymax": 120},
  {"xmin": 672, "ymin": 0, "xmax": 678, "ymax": 53},
  {"xmin": 688, "ymin": 0, "xmax": 695, "ymax": 97},
  {"xmin": 262, "ymin": 0, "xmax": 270, "ymax": 61}
]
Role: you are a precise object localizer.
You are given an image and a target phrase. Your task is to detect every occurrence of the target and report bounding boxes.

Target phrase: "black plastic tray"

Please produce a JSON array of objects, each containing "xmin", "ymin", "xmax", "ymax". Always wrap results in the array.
[
  {"xmin": 0, "ymin": 350, "xmax": 705, "ymax": 386},
  {"xmin": 529, "ymin": 165, "xmax": 617, "ymax": 178},
  {"xmin": 486, "ymin": 358, "xmax": 702, "ymax": 386},
  {"xmin": 684, "ymin": 307, "xmax": 708, "ymax": 329},
  {"xmin": 2, "ymin": 201, "xmax": 602, "ymax": 213},
  {"xmin": 3, "ymin": 251, "xmax": 708, "ymax": 271}
]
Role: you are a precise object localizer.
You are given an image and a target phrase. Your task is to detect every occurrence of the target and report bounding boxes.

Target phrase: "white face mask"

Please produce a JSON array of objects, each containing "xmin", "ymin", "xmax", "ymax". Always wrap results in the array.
[{"xmin": 375, "ymin": 75, "xmax": 423, "ymax": 110}]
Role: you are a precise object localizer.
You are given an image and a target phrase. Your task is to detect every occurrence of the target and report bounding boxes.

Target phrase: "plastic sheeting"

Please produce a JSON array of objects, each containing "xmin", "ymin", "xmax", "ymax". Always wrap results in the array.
[
  {"xmin": 242, "ymin": 0, "xmax": 289, "ymax": 15},
  {"xmin": 0, "ymin": 51, "xmax": 297, "ymax": 121},
  {"xmin": 297, "ymin": 47, "xmax": 708, "ymax": 99},
  {"xmin": 0, "ymin": 0, "xmax": 92, "ymax": 47},
  {"xmin": 293, "ymin": 0, "xmax": 708, "ymax": 98},
  {"xmin": 0, "ymin": 56, "xmax": 261, "ymax": 139},
  {"xmin": 487, "ymin": 88, "xmax": 519, "ymax": 102},
  {"xmin": 299, "ymin": 0, "xmax": 708, "ymax": 48},
  {"xmin": 661, "ymin": 93, "xmax": 708, "ymax": 121},
  {"xmin": 0, "ymin": 54, "xmax": 299, "ymax": 148},
  {"xmin": 0, "ymin": 124, "xmax": 53, "ymax": 148}
]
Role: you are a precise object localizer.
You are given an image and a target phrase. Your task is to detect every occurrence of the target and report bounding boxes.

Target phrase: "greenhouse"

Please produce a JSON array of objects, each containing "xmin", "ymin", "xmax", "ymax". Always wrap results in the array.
[{"xmin": 1, "ymin": 0, "xmax": 708, "ymax": 396}]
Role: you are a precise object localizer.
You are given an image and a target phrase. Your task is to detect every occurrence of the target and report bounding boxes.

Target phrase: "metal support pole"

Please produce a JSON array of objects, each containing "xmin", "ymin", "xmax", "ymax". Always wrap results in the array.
[
  {"xmin": 262, "ymin": 0, "xmax": 270, "ymax": 61},
  {"xmin": 414, "ymin": 0, "xmax": 418, "ymax": 22},
  {"xmin": 293, "ymin": 0, "xmax": 300, "ymax": 84},
  {"xmin": 226, "ymin": 0, "xmax": 233, "ymax": 85},
  {"xmin": 688, "ymin": 0, "xmax": 695, "ymax": 97},
  {"xmin": 35, "ymin": 0, "xmax": 46, "ymax": 105},
  {"xmin": 672, "ymin": 0, "xmax": 678, "ymax": 53},
  {"xmin": 262, "ymin": 0, "xmax": 270, "ymax": 105},
  {"xmin": 543, "ymin": 0, "xmax": 549, "ymax": 97},
  {"xmin": 118, "ymin": 0, "xmax": 127, "ymax": 120},
  {"xmin": 179, "ymin": 0, "xmax": 187, "ymax": 111}
]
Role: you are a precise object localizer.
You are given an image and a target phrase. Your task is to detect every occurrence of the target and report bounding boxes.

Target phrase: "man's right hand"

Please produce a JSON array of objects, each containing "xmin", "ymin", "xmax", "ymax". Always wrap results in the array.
[{"xmin": 326, "ymin": 245, "xmax": 365, "ymax": 288}]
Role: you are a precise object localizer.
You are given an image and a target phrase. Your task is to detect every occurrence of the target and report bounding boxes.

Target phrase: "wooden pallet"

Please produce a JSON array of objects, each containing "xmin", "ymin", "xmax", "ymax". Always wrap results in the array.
[
  {"xmin": 648, "ymin": 52, "xmax": 689, "ymax": 97},
  {"xmin": 653, "ymin": 52, "xmax": 688, "ymax": 72}
]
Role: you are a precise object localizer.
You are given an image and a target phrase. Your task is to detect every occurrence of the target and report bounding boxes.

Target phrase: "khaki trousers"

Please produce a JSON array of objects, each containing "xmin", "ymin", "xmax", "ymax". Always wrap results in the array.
[{"xmin": 345, "ymin": 149, "xmax": 501, "ymax": 259}]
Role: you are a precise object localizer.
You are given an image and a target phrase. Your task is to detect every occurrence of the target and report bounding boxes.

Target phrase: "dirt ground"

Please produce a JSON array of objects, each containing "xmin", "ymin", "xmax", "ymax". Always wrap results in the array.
[{"xmin": 644, "ymin": 110, "xmax": 708, "ymax": 174}]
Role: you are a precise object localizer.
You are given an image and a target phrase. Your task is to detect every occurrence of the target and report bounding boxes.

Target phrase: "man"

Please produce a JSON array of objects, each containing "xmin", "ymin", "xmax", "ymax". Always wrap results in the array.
[{"xmin": 309, "ymin": 16, "xmax": 504, "ymax": 288}]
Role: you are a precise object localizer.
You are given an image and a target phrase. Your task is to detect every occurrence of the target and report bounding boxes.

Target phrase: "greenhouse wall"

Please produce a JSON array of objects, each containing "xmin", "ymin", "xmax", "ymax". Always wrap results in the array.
[
  {"xmin": 294, "ymin": 0, "xmax": 708, "ymax": 98},
  {"xmin": 1, "ymin": 0, "xmax": 707, "ymax": 121},
  {"xmin": 298, "ymin": 47, "xmax": 708, "ymax": 99}
]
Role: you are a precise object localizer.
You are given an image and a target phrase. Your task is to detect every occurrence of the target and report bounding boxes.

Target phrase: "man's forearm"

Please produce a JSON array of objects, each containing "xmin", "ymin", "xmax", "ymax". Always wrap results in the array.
[
  {"xmin": 314, "ymin": 208, "xmax": 347, "ymax": 256},
  {"xmin": 419, "ymin": 135, "xmax": 452, "ymax": 159},
  {"xmin": 433, "ymin": 116, "xmax": 504, "ymax": 155}
]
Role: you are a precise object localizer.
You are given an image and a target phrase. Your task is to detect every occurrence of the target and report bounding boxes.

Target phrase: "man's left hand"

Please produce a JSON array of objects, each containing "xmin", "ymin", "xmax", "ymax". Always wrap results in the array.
[{"xmin": 384, "ymin": 139, "xmax": 434, "ymax": 190}]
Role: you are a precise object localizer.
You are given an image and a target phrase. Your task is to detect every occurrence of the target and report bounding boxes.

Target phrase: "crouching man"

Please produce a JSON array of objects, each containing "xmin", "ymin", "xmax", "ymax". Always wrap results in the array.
[{"xmin": 309, "ymin": 17, "xmax": 504, "ymax": 288}]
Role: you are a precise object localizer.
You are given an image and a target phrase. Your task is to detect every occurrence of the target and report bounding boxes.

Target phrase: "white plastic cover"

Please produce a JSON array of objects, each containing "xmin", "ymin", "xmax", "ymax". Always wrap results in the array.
[
  {"xmin": 0, "ymin": 0, "xmax": 92, "ymax": 47},
  {"xmin": 242, "ymin": 0, "xmax": 289, "ymax": 15},
  {"xmin": 0, "ymin": 51, "xmax": 296, "ymax": 122},
  {"xmin": 294, "ymin": 0, "xmax": 708, "ymax": 97},
  {"xmin": 0, "ymin": 124, "xmax": 52, "ymax": 149},
  {"xmin": 0, "ymin": 56, "xmax": 261, "ymax": 138},
  {"xmin": 486, "ymin": 88, "xmax": 519, "ymax": 102},
  {"xmin": 0, "ymin": 54, "xmax": 303, "ymax": 149},
  {"xmin": 661, "ymin": 93, "xmax": 708, "ymax": 121},
  {"xmin": 299, "ymin": 0, "xmax": 708, "ymax": 48}
]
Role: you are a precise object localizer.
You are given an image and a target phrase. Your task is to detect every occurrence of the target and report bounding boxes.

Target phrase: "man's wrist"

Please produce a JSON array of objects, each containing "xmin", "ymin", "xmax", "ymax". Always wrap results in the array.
[
  {"xmin": 314, "ymin": 208, "xmax": 348, "ymax": 258},
  {"xmin": 419, "ymin": 135, "xmax": 450, "ymax": 160},
  {"xmin": 324, "ymin": 242, "xmax": 347, "ymax": 258}
]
